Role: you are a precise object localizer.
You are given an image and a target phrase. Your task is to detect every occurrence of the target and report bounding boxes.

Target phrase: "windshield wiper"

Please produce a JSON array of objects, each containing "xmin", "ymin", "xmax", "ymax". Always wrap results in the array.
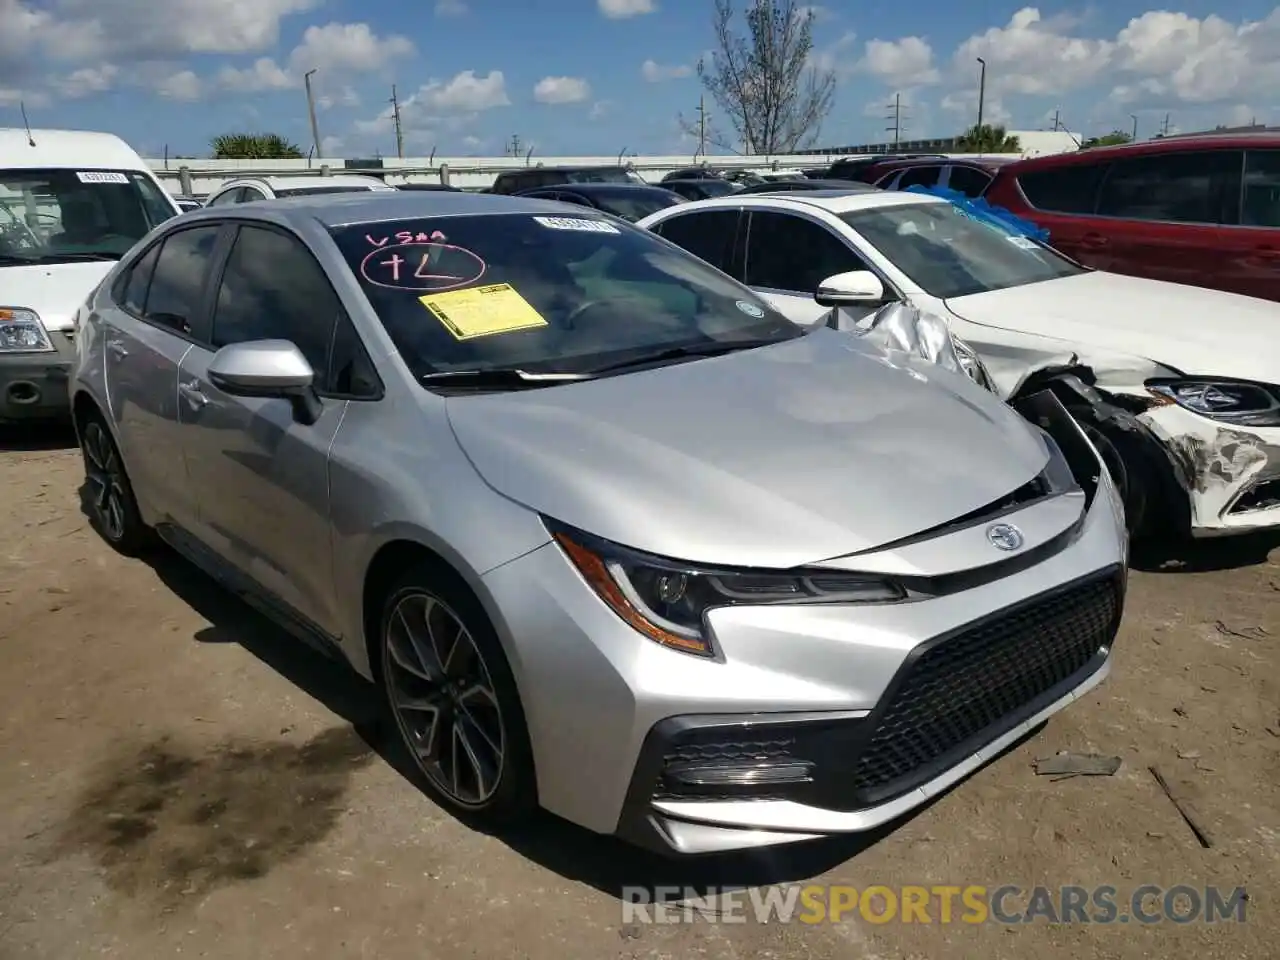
[
  {"xmin": 420, "ymin": 368, "xmax": 596, "ymax": 389},
  {"xmin": 35, "ymin": 252, "xmax": 121, "ymax": 262},
  {"xmin": 588, "ymin": 337, "xmax": 784, "ymax": 375},
  {"xmin": 0, "ymin": 254, "xmax": 37, "ymax": 266}
]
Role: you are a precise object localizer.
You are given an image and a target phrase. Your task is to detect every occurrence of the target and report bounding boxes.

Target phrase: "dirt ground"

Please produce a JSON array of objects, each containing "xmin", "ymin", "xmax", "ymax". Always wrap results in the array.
[{"xmin": 1, "ymin": 429, "xmax": 1277, "ymax": 960}]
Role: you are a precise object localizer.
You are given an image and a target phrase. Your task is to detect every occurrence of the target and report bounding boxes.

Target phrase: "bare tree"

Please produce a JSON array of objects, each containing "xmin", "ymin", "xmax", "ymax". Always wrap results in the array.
[{"xmin": 681, "ymin": 0, "xmax": 836, "ymax": 155}]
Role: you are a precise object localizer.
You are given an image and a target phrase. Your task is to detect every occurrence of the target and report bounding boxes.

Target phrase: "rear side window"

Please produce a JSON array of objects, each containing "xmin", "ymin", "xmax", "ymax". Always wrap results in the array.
[
  {"xmin": 947, "ymin": 165, "xmax": 993, "ymax": 198},
  {"xmin": 1096, "ymin": 150, "xmax": 1242, "ymax": 225},
  {"xmin": 652, "ymin": 210, "xmax": 740, "ymax": 274},
  {"xmin": 895, "ymin": 165, "xmax": 942, "ymax": 189},
  {"xmin": 144, "ymin": 226, "xmax": 221, "ymax": 335},
  {"xmin": 120, "ymin": 242, "xmax": 161, "ymax": 314},
  {"xmin": 1016, "ymin": 164, "xmax": 1105, "ymax": 214},
  {"xmin": 207, "ymin": 188, "xmax": 244, "ymax": 206},
  {"xmin": 1242, "ymin": 150, "xmax": 1280, "ymax": 228}
]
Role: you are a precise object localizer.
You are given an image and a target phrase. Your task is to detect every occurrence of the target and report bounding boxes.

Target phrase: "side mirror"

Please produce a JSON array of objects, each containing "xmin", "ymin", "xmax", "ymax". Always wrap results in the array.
[
  {"xmin": 207, "ymin": 339, "xmax": 322, "ymax": 424},
  {"xmin": 815, "ymin": 270, "xmax": 887, "ymax": 307}
]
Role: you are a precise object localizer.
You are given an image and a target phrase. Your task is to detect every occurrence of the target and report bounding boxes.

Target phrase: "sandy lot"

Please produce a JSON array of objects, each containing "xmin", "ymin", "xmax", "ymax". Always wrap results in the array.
[{"xmin": 1, "ymin": 428, "xmax": 1277, "ymax": 959}]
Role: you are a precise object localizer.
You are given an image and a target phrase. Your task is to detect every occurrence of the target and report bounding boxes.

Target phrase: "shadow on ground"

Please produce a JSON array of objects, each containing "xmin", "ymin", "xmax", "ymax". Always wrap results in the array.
[
  {"xmin": 1130, "ymin": 530, "xmax": 1280, "ymax": 574},
  {"xmin": 132, "ymin": 543, "xmax": 1037, "ymax": 901},
  {"xmin": 0, "ymin": 422, "xmax": 77, "ymax": 452}
]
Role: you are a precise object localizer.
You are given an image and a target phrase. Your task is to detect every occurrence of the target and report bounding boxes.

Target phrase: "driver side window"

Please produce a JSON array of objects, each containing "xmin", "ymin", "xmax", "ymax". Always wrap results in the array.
[
  {"xmin": 744, "ymin": 211, "xmax": 870, "ymax": 293},
  {"xmin": 208, "ymin": 188, "xmax": 245, "ymax": 206}
]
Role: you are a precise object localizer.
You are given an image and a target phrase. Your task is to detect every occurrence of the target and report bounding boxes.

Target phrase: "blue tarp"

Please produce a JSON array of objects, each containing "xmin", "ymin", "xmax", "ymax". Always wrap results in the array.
[{"xmin": 904, "ymin": 184, "xmax": 1050, "ymax": 242}]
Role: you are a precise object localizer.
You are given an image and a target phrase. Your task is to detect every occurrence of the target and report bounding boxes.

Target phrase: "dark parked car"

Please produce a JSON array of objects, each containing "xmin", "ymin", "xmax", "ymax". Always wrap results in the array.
[
  {"xmin": 733, "ymin": 178, "xmax": 881, "ymax": 195},
  {"xmin": 661, "ymin": 167, "xmax": 727, "ymax": 182},
  {"xmin": 396, "ymin": 182, "xmax": 461, "ymax": 191},
  {"xmin": 869, "ymin": 157, "xmax": 1016, "ymax": 198},
  {"xmin": 661, "ymin": 178, "xmax": 741, "ymax": 201},
  {"xmin": 514, "ymin": 182, "xmax": 687, "ymax": 221},
  {"xmin": 491, "ymin": 165, "xmax": 643, "ymax": 195},
  {"xmin": 984, "ymin": 133, "xmax": 1280, "ymax": 301},
  {"xmin": 826, "ymin": 154, "xmax": 947, "ymax": 181}
]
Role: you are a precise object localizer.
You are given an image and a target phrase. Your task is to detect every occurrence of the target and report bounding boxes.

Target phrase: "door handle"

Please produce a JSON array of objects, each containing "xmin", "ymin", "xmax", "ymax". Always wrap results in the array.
[
  {"xmin": 106, "ymin": 339, "xmax": 128, "ymax": 358},
  {"xmin": 1251, "ymin": 246, "xmax": 1280, "ymax": 260},
  {"xmin": 1079, "ymin": 233, "xmax": 1108, "ymax": 249},
  {"xmin": 178, "ymin": 380, "xmax": 208, "ymax": 408}
]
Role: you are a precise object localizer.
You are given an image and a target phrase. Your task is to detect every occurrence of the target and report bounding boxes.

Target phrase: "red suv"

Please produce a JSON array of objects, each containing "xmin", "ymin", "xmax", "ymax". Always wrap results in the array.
[{"xmin": 984, "ymin": 134, "xmax": 1280, "ymax": 301}]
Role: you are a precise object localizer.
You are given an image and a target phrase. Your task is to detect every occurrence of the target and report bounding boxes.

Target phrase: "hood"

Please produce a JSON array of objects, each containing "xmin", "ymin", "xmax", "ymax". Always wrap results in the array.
[
  {"xmin": 946, "ymin": 271, "xmax": 1280, "ymax": 384},
  {"xmin": 445, "ymin": 328, "xmax": 1049, "ymax": 569},
  {"xmin": 0, "ymin": 261, "xmax": 115, "ymax": 331}
]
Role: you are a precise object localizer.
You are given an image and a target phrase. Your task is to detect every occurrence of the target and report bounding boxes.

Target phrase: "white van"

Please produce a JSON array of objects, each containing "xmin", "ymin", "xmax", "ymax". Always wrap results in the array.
[{"xmin": 1, "ymin": 129, "xmax": 179, "ymax": 423}]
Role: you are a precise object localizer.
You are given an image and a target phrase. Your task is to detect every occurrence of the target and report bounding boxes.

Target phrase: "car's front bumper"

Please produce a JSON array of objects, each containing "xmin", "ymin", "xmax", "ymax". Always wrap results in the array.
[
  {"xmin": 480, "ymin": 443, "xmax": 1128, "ymax": 855},
  {"xmin": 0, "ymin": 331, "xmax": 75, "ymax": 423},
  {"xmin": 1137, "ymin": 404, "xmax": 1280, "ymax": 537}
]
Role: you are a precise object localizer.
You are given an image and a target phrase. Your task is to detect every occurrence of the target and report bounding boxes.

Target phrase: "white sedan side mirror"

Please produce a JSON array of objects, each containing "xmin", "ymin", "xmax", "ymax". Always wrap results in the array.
[{"xmin": 815, "ymin": 270, "xmax": 887, "ymax": 306}]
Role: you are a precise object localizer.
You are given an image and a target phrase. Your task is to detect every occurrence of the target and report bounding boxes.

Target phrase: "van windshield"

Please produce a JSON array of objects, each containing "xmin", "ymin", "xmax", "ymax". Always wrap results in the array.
[{"xmin": 0, "ymin": 168, "xmax": 178, "ymax": 266}]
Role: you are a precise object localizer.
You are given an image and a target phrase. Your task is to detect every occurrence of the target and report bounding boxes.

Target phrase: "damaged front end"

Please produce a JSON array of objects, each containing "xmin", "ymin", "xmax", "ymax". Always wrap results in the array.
[{"xmin": 840, "ymin": 302, "xmax": 998, "ymax": 393}]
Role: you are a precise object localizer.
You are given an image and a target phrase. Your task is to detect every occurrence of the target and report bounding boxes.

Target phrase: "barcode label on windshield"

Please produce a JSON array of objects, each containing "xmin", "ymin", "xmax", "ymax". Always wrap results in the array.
[
  {"xmin": 76, "ymin": 171, "xmax": 130, "ymax": 184},
  {"xmin": 533, "ymin": 216, "xmax": 620, "ymax": 234},
  {"xmin": 1007, "ymin": 235, "xmax": 1039, "ymax": 250}
]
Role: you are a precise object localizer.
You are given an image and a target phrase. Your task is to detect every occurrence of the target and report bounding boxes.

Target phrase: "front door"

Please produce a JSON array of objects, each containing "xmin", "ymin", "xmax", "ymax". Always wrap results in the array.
[
  {"xmin": 176, "ymin": 223, "xmax": 348, "ymax": 637},
  {"xmin": 102, "ymin": 224, "xmax": 222, "ymax": 529}
]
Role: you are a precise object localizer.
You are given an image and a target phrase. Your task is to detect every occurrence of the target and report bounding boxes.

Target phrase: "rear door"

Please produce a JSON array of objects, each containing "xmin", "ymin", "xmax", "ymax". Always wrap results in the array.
[
  {"xmin": 102, "ymin": 224, "xmax": 224, "ymax": 529},
  {"xmin": 1089, "ymin": 148, "xmax": 1241, "ymax": 287},
  {"xmin": 648, "ymin": 208, "xmax": 745, "ymax": 280},
  {"xmin": 176, "ymin": 223, "xmax": 352, "ymax": 635},
  {"xmin": 1218, "ymin": 148, "xmax": 1280, "ymax": 301},
  {"xmin": 743, "ymin": 210, "xmax": 881, "ymax": 326}
]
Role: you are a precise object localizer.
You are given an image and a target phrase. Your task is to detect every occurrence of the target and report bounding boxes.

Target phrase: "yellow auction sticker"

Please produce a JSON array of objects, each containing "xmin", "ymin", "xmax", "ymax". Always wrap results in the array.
[{"xmin": 419, "ymin": 283, "xmax": 549, "ymax": 340}]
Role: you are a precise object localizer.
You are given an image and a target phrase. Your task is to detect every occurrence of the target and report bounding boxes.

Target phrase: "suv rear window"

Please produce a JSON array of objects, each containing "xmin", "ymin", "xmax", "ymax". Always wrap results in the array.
[
  {"xmin": 1016, "ymin": 164, "xmax": 1105, "ymax": 214},
  {"xmin": 1096, "ymin": 150, "xmax": 1242, "ymax": 225}
]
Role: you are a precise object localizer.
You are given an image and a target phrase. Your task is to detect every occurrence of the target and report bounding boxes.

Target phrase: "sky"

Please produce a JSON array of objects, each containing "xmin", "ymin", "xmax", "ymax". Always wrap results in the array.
[{"xmin": 1, "ymin": 0, "xmax": 1277, "ymax": 159}]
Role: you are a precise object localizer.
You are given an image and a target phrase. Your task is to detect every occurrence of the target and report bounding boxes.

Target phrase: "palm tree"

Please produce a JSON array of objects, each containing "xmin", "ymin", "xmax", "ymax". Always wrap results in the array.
[
  {"xmin": 955, "ymin": 124, "xmax": 1021, "ymax": 154},
  {"xmin": 210, "ymin": 133, "xmax": 304, "ymax": 159},
  {"xmin": 1082, "ymin": 130, "xmax": 1133, "ymax": 148}
]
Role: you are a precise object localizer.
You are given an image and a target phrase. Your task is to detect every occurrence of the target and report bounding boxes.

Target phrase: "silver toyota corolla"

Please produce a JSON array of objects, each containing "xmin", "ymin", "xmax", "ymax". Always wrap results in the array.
[{"xmin": 68, "ymin": 191, "xmax": 1128, "ymax": 856}]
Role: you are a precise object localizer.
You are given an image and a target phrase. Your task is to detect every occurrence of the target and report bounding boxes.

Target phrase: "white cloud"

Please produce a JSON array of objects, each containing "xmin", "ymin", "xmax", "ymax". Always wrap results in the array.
[
  {"xmin": 288, "ymin": 22, "xmax": 414, "ymax": 73},
  {"xmin": 940, "ymin": 90, "xmax": 1012, "ymax": 126},
  {"xmin": 860, "ymin": 36, "xmax": 940, "ymax": 87},
  {"xmin": 640, "ymin": 59, "xmax": 692, "ymax": 82},
  {"xmin": 598, "ymin": 0, "xmax": 655, "ymax": 19},
  {"xmin": 533, "ymin": 75, "xmax": 591, "ymax": 104},
  {"xmin": 416, "ymin": 70, "xmax": 510, "ymax": 112},
  {"xmin": 217, "ymin": 57, "xmax": 293, "ymax": 92},
  {"xmin": 320, "ymin": 134, "xmax": 344, "ymax": 154},
  {"xmin": 156, "ymin": 69, "xmax": 203, "ymax": 101},
  {"xmin": 435, "ymin": 0, "xmax": 467, "ymax": 15},
  {"xmin": 56, "ymin": 63, "xmax": 119, "ymax": 98},
  {"xmin": 589, "ymin": 100, "xmax": 612, "ymax": 119},
  {"xmin": 954, "ymin": 8, "xmax": 1113, "ymax": 96},
  {"xmin": 316, "ymin": 85, "xmax": 360, "ymax": 110},
  {"xmin": 808, "ymin": 30, "xmax": 857, "ymax": 75}
]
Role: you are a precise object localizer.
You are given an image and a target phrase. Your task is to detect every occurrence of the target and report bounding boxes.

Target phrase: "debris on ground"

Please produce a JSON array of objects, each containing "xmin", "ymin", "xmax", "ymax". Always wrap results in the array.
[
  {"xmin": 1214, "ymin": 620, "xmax": 1270, "ymax": 641},
  {"xmin": 1149, "ymin": 765, "xmax": 1214, "ymax": 849},
  {"xmin": 1033, "ymin": 752, "xmax": 1122, "ymax": 780}
]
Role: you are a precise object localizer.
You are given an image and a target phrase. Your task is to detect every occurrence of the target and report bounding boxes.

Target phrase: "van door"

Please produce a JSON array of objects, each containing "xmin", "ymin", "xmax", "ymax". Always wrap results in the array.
[{"xmin": 1217, "ymin": 148, "xmax": 1280, "ymax": 301}]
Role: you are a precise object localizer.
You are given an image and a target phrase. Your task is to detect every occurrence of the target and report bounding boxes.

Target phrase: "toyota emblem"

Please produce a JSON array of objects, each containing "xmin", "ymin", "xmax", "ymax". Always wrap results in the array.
[{"xmin": 986, "ymin": 523, "xmax": 1025, "ymax": 551}]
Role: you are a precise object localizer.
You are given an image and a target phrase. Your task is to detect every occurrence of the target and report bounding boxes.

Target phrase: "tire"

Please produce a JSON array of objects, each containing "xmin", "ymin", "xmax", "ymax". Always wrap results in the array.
[
  {"xmin": 374, "ymin": 562, "xmax": 536, "ymax": 825},
  {"xmin": 1070, "ymin": 408, "xmax": 1178, "ymax": 541},
  {"xmin": 78, "ymin": 415, "xmax": 154, "ymax": 556}
]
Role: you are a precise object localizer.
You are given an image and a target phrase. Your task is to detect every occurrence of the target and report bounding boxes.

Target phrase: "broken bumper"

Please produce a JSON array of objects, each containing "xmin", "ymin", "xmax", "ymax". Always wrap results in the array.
[{"xmin": 1138, "ymin": 406, "xmax": 1280, "ymax": 536}]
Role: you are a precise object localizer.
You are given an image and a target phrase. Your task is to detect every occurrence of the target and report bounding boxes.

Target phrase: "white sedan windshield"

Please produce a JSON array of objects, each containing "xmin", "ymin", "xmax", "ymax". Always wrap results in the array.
[{"xmin": 842, "ymin": 202, "xmax": 1084, "ymax": 299}]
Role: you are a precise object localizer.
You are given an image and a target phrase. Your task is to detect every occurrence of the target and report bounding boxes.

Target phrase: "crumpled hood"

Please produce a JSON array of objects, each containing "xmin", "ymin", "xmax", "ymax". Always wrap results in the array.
[
  {"xmin": 0, "ymin": 261, "xmax": 114, "ymax": 331},
  {"xmin": 946, "ymin": 271, "xmax": 1280, "ymax": 384},
  {"xmin": 445, "ymin": 328, "xmax": 1049, "ymax": 569}
]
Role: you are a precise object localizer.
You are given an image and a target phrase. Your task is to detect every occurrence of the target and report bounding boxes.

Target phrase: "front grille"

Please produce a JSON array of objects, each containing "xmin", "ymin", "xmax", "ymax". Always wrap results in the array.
[{"xmin": 848, "ymin": 574, "xmax": 1120, "ymax": 803}]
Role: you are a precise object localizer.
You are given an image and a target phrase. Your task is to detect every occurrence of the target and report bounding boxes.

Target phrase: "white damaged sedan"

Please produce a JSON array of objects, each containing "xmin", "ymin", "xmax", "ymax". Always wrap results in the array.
[{"xmin": 639, "ymin": 191, "xmax": 1280, "ymax": 539}]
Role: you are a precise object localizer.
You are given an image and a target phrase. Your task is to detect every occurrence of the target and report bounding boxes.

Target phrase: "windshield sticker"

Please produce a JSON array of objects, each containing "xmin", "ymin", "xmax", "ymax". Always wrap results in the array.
[
  {"xmin": 533, "ymin": 216, "xmax": 620, "ymax": 234},
  {"xmin": 1006, "ymin": 235, "xmax": 1040, "ymax": 250},
  {"xmin": 735, "ymin": 300, "xmax": 764, "ymax": 318},
  {"xmin": 359, "ymin": 241, "xmax": 485, "ymax": 292},
  {"xmin": 419, "ymin": 283, "xmax": 549, "ymax": 341},
  {"xmin": 366, "ymin": 229, "xmax": 448, "ymax": 247},
  {"xmin": 76, "ymin": 171, "xmax": 130, "ymax": 184}
]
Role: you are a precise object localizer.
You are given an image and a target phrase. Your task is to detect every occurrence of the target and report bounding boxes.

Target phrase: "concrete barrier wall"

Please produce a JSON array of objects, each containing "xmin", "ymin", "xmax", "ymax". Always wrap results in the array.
[{"xmin": 145, "ymin": 153, "xmax": 1024, "ymax": 196}]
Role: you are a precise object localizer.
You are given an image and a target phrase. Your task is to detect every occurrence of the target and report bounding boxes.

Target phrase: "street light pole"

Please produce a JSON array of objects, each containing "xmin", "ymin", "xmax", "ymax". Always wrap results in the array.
[
  {"xmin": 1130, "ymin": 114, "xmax": 1139, "ymax": 141},
  {"xmin": 304, "ymin": 68, "xmax": 322, "ymax": 158},
  {"xmin": 976, "ymin": 57, "xmax": 986, "ymax": 133}
]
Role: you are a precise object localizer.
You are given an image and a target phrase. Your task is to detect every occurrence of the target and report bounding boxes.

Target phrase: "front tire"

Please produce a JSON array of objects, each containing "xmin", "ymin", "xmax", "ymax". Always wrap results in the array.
[
  {"xmin": 79, "ymin": 416, "xmax": 153, "ymax": 555},
  {"xmin": 375, "ymin": 563, "xmax": 536, "ymax": 825},
  {"xmin": 1070, "ymin": 409, "xmax": 1179, "ymax": 541}
]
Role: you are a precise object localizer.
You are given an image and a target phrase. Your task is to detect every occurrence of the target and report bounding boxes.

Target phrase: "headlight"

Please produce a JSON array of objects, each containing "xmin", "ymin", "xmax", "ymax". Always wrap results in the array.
[
  {"xmin": 0, "ymin": 307, "xmax": 54, "ymax": 353},
  {"xmin": 548, "ymin": 521, "xmax": 904, "ymax": 657},
  {"xmin": 1146, "ymin": 379, "xmax": 1280, "ymax": 427},
  {"xmin": 953, "ymin": 337, "xmax": 997, "ymax": 393}
]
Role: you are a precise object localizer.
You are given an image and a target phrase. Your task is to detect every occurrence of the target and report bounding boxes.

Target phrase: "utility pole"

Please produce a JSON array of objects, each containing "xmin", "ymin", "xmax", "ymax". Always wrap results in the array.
[
  {"xmin": 304, "ymin": 68, "xmax": 322, "ymax": 158},
  {"xmin": 696, "ymin": 94, "xmax": 708, "ymax": 158},
  {"xmin": 1130, "ymin": 114, "xmax": 1139, "ymax": 140},
  {"xmin": 1051, "ymin": 109, "xmax": 1060, "ymax": 131},
  {"xmin": 389, "ymin": 84, "xmax": 404, "ymax": 159},
  {"xmin": 975, "ymin": 57, "xmax": 986, "ymax": 132},
  {"xmin": 506, "ymin": 133, "xmax": 522, "ymax": 157},
  {"xmin": 885, "ymin": 93, "xmax": 906, "ymax": 148},
  {"xmin": 1160, "ymin": 113, "xmax": 1171, "ymax": 136}
]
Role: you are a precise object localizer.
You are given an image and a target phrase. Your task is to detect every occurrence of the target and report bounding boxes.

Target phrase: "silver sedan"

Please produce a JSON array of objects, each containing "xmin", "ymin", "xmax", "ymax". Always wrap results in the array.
[{"xmin": 68, "ymin": 191, "xmax": 1128, "ymax": 855}]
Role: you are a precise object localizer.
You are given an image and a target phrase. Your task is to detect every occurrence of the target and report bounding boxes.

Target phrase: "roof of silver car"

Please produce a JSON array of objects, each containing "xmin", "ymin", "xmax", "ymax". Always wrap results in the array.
[{"xmin": 227, "ymin": 189, "xmax": 571, "ymax": 227}]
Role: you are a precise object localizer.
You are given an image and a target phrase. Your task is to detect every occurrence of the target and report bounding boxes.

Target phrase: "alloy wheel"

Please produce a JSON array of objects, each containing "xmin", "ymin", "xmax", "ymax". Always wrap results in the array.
[
  {"xmin": 82, "ymin": 422, "xmax": 127, "ymax": 542},
  {"xmin": 384, "ymin": 591, "xmax": 506, "ymax": 807}
]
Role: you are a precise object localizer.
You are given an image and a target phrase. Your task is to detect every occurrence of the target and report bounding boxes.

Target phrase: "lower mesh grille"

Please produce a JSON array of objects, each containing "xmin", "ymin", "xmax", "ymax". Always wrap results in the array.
[{"xmin": 849, "ymin": 574, "xmax": 1120, "ymax": 801}]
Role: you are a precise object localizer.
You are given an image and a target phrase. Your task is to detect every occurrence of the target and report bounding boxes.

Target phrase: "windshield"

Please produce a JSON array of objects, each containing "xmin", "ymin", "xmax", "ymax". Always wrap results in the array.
[
  {"xmin": 330, "ymin": 212, "xmax": 801, "ymax": 382},
  {"xmin": 694, "ymin": 179, "xmax": 738, "ymax": 198},
  {"xmin": 275, "ymin": 185, "xmax": 380, "ymax": 197},
  {"xmin": 586, "ymin": 188, "xmax": 686, "ymax": 222},
  {"xmin": 841, "ymin": 202, "xmax": 1084, "ymax": 298},
  {"xmin": 0, "ymin": 168, "xmax": 177, "ymax": 264}
]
